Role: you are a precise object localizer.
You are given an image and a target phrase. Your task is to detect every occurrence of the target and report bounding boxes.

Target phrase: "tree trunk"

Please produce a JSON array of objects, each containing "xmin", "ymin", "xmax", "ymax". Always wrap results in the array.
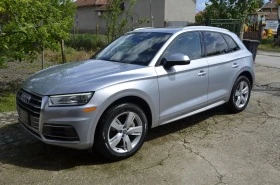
[
  {"xmin": 41, "ymin": 47, "xmax": 44, "ymax": 70},
  {"xmin": 60, "ymin": 39, "xmax": 66, "ymax": 64},
  {"xmin": 240, "ymin": 24, "xmax": 244, "ymax": 40}
]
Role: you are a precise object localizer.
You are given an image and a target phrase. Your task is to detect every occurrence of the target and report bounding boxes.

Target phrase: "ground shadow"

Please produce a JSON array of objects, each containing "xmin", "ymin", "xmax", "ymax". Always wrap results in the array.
[{"xmin": 0, "ymin": 106, "xmax": 228, "ymax": 171}]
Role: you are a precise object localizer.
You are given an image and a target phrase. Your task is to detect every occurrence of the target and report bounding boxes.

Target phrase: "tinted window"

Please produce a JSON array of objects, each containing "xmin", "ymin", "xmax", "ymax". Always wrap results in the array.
[
  {"xmin": 95, "ymin": 32, "xmax": 171, "ymax": 66},
  {"xmin": 204, "ymin": 32, "xmax": 229, "ymax": 56},
  {"xmin": 223, "ymin": 34, "xmax": 240, "ymax": 52},
  {"xmin": 163, "ymin": 32, "xmax": 202, "ymax": 60}
]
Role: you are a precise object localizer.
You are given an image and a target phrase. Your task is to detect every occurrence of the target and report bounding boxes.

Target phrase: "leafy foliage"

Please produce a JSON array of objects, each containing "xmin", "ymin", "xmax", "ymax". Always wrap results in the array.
[
  {"xmin": 203, "ymin": 0, "xmax": 262, "ymax": 22},
  {"xmin": 65, "ymin": 34, "xmax": 106, "ymax": 51},
  {"xmin": 195, "ymin": 11, "xmax": 205, "ymax": 24},
  {"xmin": 103, "ymin": 0, "xmax": 138, "ymax": 43},
  {"xmin": 0, "ymin": 0, "xmax": 76, "ymax": 62}
]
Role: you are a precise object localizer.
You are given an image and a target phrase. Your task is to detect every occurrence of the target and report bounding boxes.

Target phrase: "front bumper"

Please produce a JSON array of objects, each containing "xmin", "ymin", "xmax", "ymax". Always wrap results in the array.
[{"xmin": 17, "ymin": 89, "xmax": 98, "ymax": 149}]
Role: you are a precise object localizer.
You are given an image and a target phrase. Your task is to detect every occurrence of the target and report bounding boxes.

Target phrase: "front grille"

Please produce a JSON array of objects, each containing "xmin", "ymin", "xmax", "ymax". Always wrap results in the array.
[{"xmin": 16, "ymin": 89, "xmax": 42, "ymax": 131}]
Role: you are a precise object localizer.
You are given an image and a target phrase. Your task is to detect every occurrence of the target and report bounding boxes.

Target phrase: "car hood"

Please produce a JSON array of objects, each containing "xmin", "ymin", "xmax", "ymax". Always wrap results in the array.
[{"xmin": 21, "ymin": 60, "xmax": 152, "ymax": 95}]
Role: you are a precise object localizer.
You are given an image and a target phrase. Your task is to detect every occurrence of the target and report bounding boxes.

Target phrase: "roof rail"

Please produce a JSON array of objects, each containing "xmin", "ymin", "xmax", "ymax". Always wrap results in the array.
[
  {"xmin": 182, "ymin": 26, "xmax": 230, "ymax": 32},
  {"xmin": 134, "ymin": 27, "xmax": 154, "ymax": 31}
]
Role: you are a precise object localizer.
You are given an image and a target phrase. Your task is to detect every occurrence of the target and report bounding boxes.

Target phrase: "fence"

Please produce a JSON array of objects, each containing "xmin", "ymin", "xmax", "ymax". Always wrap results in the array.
[{"xmin": 207, "ymin": 19, "xmax": 242, "ymax": 36}]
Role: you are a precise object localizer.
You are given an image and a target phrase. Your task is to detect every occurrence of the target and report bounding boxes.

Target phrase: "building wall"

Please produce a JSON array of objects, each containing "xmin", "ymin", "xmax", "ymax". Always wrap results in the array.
[
  {"xmin": 75, "ymin": 0, "xmax": 196, "ymax": 33},
  {"xmin": 75, "ymin": 6, "xmax": 107, "ymax": 33},
  {"xmin": 262, "ymin": 8, "xmax": 278, "ymax": 13},
  {"xmin": 133, "ymin": 0, "xmax": 165, "ymax": 28},
  {"xmin": 164, "ymin": 0, "xmax": 196, "ymax": 23},
  {"xmin": 272, "ymin": 8, "xmax": 278, "ymax": 13}
]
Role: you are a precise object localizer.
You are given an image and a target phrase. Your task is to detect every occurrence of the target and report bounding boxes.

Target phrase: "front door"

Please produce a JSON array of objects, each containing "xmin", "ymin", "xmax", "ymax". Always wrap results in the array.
[{"xmin": 155, "ymin": 31, "xmax": 209, "ymax": 124}]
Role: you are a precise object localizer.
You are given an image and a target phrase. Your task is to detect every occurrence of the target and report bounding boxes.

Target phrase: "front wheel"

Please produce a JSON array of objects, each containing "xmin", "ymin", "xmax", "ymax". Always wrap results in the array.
[
  {"xmin": 226, "ymin": 76, "xmax": 252, "ymax": 113},
  {"xmin": 95, "ymin": 103, "xmax": 148, "ymax": 161}
]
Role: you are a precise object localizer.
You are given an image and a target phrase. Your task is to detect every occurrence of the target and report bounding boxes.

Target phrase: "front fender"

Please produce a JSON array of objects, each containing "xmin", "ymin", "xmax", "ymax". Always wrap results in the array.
[{"xmin": 87, "ymin": 78, "xmax": 159, "ymax": 147}]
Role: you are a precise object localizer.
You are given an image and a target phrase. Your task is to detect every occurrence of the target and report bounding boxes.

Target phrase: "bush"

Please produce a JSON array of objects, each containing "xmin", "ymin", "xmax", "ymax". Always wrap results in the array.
[
  {"xmin": 261, "ymin": 38, "xmax": 274, "ymax": 45},
  {"xmin": 44, "ymin": 47, "xmax": 94, "ymax": 63},
  {"xmin": 65, "ymin": 34, "xmax": 107, "ymax": 51},
  {"xmin": 0, "ymin": 57, "xmax": 7, "ymax": 69}
]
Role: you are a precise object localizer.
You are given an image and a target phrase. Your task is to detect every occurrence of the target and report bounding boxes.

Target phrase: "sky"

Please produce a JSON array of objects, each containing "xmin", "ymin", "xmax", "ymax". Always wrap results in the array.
[
  {"xmin": 196, "ymin": 0, "xmax": 270, "ymax": 12},
  {"xmin": 196, "ymin": 0, "xmax": 207, "ymax": 12}
]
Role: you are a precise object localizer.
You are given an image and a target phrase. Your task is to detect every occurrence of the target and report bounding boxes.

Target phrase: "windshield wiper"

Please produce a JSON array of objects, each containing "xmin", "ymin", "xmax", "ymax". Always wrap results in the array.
[{"xmin": 97, "ymin": 58, "xmax": 120, "ymax": 63}]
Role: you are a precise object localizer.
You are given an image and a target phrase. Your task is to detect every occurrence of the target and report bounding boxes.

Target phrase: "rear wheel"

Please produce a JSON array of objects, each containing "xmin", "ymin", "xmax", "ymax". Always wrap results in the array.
[
  {"xmin": 95, "ymin": 103, "xmax": 148, "ymax": 161},
  {"xmin": 227, "ymin": 76, "xmax": 251, "ymax": 113}
]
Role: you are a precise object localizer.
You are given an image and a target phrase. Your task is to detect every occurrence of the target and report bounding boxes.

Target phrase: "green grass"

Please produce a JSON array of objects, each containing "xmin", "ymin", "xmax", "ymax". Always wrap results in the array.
[
  {"xmin": 259, "ymin": 38, "xmax": 280, "ymax": 52},
  {"xmin": 259, "ymin": 44, "xmax": 280, "ymax": 52},
  {"xmin": 0, "ymin": 93, "xmax": 16, "ymax": 112}
]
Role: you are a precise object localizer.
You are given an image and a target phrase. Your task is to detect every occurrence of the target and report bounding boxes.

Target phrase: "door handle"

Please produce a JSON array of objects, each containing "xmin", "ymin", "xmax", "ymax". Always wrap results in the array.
[
  {"xmin": 198, "ymin": 70, "xmax": 207, "ymax": 77},
  {"xmin": 232, "ymin": 63, "xmax": 240, "ymax": 68}
]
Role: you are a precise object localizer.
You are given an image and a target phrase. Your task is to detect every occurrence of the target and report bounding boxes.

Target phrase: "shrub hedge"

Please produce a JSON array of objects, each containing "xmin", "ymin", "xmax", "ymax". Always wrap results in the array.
[{"xmin": 65, "ymin": 34, "xmax": 107, "ymax": 51}]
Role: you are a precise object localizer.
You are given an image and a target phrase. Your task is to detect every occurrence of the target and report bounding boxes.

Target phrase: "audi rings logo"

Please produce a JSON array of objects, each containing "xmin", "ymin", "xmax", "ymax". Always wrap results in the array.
[{"xmin": 21, "ymin": 92, "xmax": 31, "ymax": 104}]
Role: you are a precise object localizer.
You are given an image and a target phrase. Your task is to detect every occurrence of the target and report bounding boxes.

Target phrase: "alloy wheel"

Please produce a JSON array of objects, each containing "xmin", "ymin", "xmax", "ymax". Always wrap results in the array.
[
  {"xmin": 107, "ymin": 111, "xmax": 143, "ymax": 153},
  {"xmin": 234, "ymin": 81, "xmax": 249, "ymax": 109}
]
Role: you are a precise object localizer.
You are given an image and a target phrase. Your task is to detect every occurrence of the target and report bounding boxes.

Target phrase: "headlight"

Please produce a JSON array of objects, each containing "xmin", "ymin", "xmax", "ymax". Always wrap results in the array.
[{"xmin": 49, "ymin": 92, "xmax": 93, "ymax": 106}]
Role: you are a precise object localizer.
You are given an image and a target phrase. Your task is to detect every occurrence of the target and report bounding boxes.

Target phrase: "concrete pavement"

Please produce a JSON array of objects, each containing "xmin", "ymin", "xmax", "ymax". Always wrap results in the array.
[{"xmin": 256, "ymin": 51, "xmax": 280, "ymax": 68}]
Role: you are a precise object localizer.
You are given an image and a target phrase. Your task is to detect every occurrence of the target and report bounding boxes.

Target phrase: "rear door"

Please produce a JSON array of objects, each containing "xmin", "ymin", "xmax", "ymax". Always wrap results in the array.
[
  {"xmin": 155, "ymin": 31, "xmax": 209, "ymax": 124},
  {"xmin": 203, "ymin": 31, "xmax": 241, "ymax": 104}
]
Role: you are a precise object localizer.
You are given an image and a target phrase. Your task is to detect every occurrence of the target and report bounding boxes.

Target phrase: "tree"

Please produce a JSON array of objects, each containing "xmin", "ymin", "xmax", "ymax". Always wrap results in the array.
[
  {"xmin": 103, "ymin": 0, "xmax": 146, "ymax": 43},
  {"xmin": 0, "ymin": 0, "xmax": 76, "ymax": 67},
  {"xmin": 202, "ymin": 0, "xmax": 263, "ymax": 38},
  {"xmin": 204, "ymin": 0, "xmax": 260, "ymax": 21},
  {"xmin": 195, "ymin": 11, "xmax": 205, "ymax": 24},
  {"xmin": 257, "ymin": 0, "xmax": 265, "ymax": 8}
]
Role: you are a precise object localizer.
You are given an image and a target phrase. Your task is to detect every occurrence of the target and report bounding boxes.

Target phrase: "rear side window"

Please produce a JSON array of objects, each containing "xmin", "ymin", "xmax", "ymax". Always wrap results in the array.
[
  {"xmin": 223, "ymin": 34, "xmax": 240, "ymax": 52},
  {"xmin": 203, "ymin": 32, "xmax": 229, "ymax": 57}
]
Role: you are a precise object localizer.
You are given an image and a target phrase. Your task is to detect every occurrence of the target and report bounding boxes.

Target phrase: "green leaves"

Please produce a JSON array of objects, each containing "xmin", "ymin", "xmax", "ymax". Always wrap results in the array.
[
  {"xmin": 0, "ymin": 0, "xmax": 76, "ymax": 62},
  {"xmin": 203, "ymin": 0, "xmax": 261, "ymax": 22},
  {"xmin": 104, "ymin": 0, "xmax": 137, "ymax": 43}
]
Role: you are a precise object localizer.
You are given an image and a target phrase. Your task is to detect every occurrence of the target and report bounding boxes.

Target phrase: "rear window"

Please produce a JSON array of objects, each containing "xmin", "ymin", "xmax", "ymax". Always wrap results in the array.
[
  {"xmin": 203, "ymin": 32, "xmax": 229, "ymax": 57},
  {"xmin": 223, "ymin": 34, "xmax": 240, "ymax": 52}
]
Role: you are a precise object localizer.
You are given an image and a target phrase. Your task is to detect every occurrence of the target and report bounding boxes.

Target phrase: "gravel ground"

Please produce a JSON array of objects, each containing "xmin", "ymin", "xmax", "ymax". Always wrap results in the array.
[{"xmin": 0, "ymin": 61, "xmax": 56, "ymax": 94}]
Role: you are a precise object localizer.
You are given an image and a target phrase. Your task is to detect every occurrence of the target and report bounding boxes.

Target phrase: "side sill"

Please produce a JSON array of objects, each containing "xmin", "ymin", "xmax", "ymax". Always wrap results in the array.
[{"xmin": 160, "ymin": 100, "xmax": 226, "ymax": 126}]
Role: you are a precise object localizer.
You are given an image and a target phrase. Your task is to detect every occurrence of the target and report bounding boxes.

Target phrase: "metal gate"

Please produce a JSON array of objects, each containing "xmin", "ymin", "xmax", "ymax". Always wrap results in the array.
[{"xmin": 207, "ymin": 19, "xmax": 241, "ymax": 35}]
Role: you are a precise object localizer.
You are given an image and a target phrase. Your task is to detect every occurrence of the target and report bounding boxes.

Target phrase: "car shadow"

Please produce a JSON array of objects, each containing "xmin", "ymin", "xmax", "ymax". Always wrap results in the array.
[
  {"xmin": 0, "ymin": 106, "xmax": 228, "ymax": 171},
  {"xmin": 147, "ymin": 106, "xmax": 227, "ymax": 141}
]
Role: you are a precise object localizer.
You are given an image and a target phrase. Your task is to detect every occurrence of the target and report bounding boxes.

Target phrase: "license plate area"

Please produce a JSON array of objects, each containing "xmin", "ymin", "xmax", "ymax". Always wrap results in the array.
[{"xmin": 18, "ymin": 106, "xmax": 29, "ymax": 125}]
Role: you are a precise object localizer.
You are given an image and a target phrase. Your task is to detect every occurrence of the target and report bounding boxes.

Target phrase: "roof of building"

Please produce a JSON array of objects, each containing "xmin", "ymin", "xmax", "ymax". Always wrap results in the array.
[
  {"xmin": 266, "ymin": 13, "xmax": 279, "ymax": 20},
  {"xmin": 76, "ymin": 0, "xmax": 108, "ymax": 7},
  {"xmin": 262, "ymin": 0, "xmax": 278, "ymax": 9}
]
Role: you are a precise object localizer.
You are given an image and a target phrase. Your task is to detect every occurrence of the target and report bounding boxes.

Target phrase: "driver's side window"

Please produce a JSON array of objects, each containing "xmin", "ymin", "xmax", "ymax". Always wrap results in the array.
[{"xmin": 162, "ymin": 32, "xmax": 202, "ymax": 61}]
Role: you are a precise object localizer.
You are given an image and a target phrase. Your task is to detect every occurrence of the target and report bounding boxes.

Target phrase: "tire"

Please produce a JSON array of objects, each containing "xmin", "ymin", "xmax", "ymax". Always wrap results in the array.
[
  {"xmin": 226, "ymin": 76, "xmax": 251, "ymax": 113},
  {"xmin": 95, "ymin": 103, "xmax": 148, "ymax": 161}
]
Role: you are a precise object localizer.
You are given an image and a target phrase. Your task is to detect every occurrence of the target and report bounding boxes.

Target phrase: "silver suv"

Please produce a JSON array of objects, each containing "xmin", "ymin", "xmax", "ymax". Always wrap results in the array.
[{"xmin": 17, "ymin": 26, "xmax": 254, "ymax": 160}]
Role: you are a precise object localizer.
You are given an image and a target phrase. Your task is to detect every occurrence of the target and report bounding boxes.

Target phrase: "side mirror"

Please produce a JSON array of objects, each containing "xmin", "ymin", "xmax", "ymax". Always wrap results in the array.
[{"xmin": 162, "ymin": 53, "xmax": 191, "ymax": 68}]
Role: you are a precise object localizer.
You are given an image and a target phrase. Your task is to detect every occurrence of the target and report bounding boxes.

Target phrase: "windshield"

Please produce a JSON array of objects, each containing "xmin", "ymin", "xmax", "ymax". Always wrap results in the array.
[{"xmin": 95, "ymin": 32, "xmax": 172, "ymax": 66}]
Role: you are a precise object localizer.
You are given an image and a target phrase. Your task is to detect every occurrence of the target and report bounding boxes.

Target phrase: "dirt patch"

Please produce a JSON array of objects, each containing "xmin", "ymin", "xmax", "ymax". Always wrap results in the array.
[{"xmin": 0, "ymin": 61, "xmax": 55, "ymax": 94}]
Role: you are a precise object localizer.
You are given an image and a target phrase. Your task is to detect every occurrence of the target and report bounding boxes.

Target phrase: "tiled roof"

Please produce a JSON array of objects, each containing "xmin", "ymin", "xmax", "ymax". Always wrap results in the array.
[
  {"xmin": 262, "ymin": 0, "xmax": 278, "ymax": 9},
  {"xmin": 96, "ymin": 4, "xmax": 110, "ymax": 11},
  {"xmin": 76, "ymin": 0, "xmax": 108, "ymax": 7}
]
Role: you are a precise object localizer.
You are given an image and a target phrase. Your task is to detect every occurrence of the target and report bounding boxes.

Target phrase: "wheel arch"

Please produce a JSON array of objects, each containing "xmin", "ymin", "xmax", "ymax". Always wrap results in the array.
[
  {"xmin": 226, "ymin": 68, "xmax": 254, "ymax": 103},
  {"xmin": 99, "ymin": 96, "xmax": 153, "ymax": 128},
  {"xmin": 92, "ymin": 95, "xmax": 154, "ymax": 147},
  {"xmin": 238, "ymin": 71, "xmax": 254, "ymax": 88}
]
